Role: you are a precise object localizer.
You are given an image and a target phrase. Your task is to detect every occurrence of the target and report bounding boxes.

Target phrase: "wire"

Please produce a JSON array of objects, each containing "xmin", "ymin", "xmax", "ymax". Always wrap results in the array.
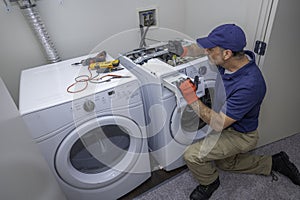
[
  {"xmin": 66, "ymin": 81, "xmax": 88, "ymax": 93},
  {"xmin": 139, "ymin": 24, "xmax": 146, "ymax": 47},
  {"xmin": 139, "ymin": 16, "xmax": 155, "ymax": 48},
  {"xmin": 67, "ymin": 67, "xmax": 125, "ymax": 93},
  {"xmin": 139, "ymin": 24, "xmax": 151, "ymax": 48},
  {"xmin": 67, "ymin": 66, "xmax": 95, "ymax": 93}
]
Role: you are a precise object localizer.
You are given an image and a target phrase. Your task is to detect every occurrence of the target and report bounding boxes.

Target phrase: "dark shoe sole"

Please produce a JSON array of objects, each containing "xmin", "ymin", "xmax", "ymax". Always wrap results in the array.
[
  {"xmin": 190, "ymin": 178, "xmax": 220, "ymax": 200},
  {"xmin": 277, "ymin": 151, "xmax": 300, "ymax": 186}
]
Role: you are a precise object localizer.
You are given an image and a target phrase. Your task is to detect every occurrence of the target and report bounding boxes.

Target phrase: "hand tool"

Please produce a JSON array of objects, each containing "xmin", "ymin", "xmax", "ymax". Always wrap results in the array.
[
  {"xmin": 89, "ymin": 74, "xmax": 131, "ymax": 84},
  {"xmin": 71, "ymin": 51, "xmax": 107, "ymax": 66},
  {"xmin": 89, "ymin": 59, "xmax": 120, "ymax": 70}
]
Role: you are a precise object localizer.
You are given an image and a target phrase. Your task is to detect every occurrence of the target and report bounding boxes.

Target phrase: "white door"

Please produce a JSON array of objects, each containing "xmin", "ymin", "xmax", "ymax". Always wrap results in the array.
[
  {"xmin": 55, "ymin": 115, "xmax": 143, "ymax": 189},
  {"xmin": 257, "ymin": 0, "xmax": 300, "ymax": 146}
]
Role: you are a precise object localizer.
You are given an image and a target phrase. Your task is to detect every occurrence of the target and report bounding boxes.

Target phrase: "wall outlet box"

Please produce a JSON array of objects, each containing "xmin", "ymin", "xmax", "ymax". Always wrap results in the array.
[{"xmin": 137, "ymin": 6, "xmax": 158, "ymax": 27}]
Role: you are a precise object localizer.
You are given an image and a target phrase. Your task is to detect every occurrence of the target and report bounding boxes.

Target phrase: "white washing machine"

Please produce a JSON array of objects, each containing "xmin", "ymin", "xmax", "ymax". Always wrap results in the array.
[
  {"xmin": 120, "ymin": 42, "xmax": 218, "ymax": 171},
  {"xmin": 19, "ymin": 54, "xmax": 151, "ymax": 200}
]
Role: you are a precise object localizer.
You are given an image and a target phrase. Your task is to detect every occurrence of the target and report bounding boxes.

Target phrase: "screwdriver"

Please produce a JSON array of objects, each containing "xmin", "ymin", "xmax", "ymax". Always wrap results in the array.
[{"xmin": 72, "ymin": 51, "xmax": 107, "ymax": 66}]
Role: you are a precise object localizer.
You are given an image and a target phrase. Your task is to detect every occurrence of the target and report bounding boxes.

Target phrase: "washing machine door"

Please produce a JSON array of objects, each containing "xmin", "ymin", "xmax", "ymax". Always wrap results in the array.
[
  {"xmin": 170, "ymin": 80, "xmax": 215, "ymax": 145},
  {"xmin": 55, "ymin": 115, "xmax": 142, "ymax": 189}
]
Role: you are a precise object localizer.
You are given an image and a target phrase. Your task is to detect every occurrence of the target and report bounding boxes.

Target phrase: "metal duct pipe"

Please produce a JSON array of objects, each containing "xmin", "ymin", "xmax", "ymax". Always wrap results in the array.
[{"xmin": 17, "ymin": 0, "xmax": 61, "ymax": 63}]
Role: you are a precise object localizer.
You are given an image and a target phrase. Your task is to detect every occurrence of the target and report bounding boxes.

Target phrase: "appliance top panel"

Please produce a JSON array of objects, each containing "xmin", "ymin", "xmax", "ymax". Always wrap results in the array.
[
  {"xmin": 19, "ymin": 54, "xmax": 139, "ymax": 115},
  {"xmin": 142, "ymin": 56, "xmax": 210, "ymax": 79},
  {"xmin": 122, "ymin": 41, "xmax": 210, "ymax": 79}
]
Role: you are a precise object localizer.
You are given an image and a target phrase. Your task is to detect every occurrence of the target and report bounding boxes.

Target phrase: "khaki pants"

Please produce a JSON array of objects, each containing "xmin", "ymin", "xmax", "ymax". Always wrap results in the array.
[{"xmin": 184, "ymin": 128, "xmax": 272, "ymax": 185}]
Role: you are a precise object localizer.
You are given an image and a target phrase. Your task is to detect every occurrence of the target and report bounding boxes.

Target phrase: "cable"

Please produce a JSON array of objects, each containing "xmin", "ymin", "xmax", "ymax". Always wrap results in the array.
[
  {"xmin": 67, "ymin": 66, "xmax": 126, "ymax": 93},
  {"xmin": 67, "ymin": 67, "xmax": 94, "ymax": 93},
  {"xmin": 66, "ymin": 81, "xmax": 88, "ymax": 93},
  {"xmin": 139, "ymin": 24, "xmax": 146, "ymax": 48},
  {"xmin": 139, "ymin": 14, "xmax": 155, "ymax": 48},
  {"xmin": 139, "ymin": 24, "xmax": 151, "ymax": 48}
]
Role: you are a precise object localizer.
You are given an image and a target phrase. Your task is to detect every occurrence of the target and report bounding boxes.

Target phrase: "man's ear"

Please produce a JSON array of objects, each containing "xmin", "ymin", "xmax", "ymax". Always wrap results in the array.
[{"xmin": 223, "ymin": 49, "xmax": 233, "ymax": 60}]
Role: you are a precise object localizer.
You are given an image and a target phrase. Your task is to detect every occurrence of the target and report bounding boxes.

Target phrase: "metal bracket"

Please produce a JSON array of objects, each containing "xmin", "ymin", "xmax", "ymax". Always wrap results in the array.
[
  {"xmin": 3, "ymin": 0, "xmax": 62, "ymax": 12},
  {"xmin": 2, "ymin": 0, "xmax": 35, "ymax": 11},
  {"xmin": 17, "ymin": 0, "xmax": 36, "ymax": 8},
  {"xmin": 254, "ymin": 40, "xmax": 267, "ymax": 56}
]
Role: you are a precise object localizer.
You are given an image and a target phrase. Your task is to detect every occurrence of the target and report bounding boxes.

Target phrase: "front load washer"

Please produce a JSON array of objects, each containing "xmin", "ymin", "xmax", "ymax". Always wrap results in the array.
[
  {"xmin": 19, "ymin": 54, "xmax": 151, "ymax": 200},
  {"xmin": 120, "ymin": 42, "xmax": 218, "ymax": 171}
]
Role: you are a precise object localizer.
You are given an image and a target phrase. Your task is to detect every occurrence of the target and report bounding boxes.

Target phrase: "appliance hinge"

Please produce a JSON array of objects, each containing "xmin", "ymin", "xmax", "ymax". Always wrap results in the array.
[{"xmin": 254, "ymin": 40, "xmax": 267, "ymax": 56}]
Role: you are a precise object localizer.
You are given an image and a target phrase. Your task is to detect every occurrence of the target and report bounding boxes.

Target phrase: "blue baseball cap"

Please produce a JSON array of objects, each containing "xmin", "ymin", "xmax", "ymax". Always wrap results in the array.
[{"xmin": 196, "ymin": 24, "xmax": 246, "ymax": 52}]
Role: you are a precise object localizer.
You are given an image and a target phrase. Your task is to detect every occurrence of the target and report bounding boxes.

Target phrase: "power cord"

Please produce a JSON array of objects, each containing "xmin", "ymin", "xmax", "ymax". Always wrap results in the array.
[{"xmin": 139, "ymin": 12, "xmax": 155, "ymax": 48}]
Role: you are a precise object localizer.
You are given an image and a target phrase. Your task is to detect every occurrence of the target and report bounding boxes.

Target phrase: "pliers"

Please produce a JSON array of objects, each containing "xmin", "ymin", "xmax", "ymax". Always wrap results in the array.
[{"xmin": 89, "ymin": 74, "xmax": 131, "ymax": 84}]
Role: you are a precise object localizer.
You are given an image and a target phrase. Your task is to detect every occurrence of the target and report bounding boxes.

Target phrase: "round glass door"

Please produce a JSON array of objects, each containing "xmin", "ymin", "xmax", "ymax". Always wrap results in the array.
[
  {"xmin": 55, "ymin": 116, "xmax": 142, "ymax": 189},
  {"xmin": 69, "ymin": 124, "xmax": 130, "ymax": 174},
  {"xmin": 170, "ymin": 80, "xmax": 215, "ymax": 145}
]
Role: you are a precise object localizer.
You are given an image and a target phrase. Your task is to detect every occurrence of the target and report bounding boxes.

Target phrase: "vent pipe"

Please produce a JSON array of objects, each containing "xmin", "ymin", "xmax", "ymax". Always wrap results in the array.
[{"xmin": 17, "ymin": 0, "xmax": 61, "ymax": 63}]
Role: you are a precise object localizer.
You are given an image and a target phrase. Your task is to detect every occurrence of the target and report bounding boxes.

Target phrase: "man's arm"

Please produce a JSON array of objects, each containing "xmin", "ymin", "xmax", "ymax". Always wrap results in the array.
[
  {"xmin": 189, "ymin": 100, "xmax": 236, "ymax": 132},
  {"xmin": 179, "ymin": 78, "xmax": 236, "ymax": 132},
  {"xmin": 168, "ymin": 41, "xmax": 205, "ymax": 57},
  {"xmin": 185, "ymin": 43, "xmax": 206, "ymax": 57}
]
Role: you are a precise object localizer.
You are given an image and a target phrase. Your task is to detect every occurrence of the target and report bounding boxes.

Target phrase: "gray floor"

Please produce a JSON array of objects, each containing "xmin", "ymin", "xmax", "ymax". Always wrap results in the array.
[
  {"xmin": 133, "ymin": 132, "xmax": 300, "ymax": 200},
  {"xmin": 119, "ymin": 165, "xmax": 187, "ymax": 200}
]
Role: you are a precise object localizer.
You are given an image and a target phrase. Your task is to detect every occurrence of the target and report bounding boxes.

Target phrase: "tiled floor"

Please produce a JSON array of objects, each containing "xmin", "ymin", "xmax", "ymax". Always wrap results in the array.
[{"xmin": 119, "ymin": 166, "xmax": 187, "ymax": 200}]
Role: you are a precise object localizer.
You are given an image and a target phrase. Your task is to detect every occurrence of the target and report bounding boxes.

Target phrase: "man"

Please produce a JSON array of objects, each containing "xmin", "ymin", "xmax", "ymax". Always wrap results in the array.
[{"xmin": 168, "ymin": 24, "xmax": 300, "ymax": 200}]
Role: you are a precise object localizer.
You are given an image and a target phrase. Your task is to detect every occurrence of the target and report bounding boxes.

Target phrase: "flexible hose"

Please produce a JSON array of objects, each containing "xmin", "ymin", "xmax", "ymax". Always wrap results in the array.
[{"xmin": 18, "ymin": 0, "xmax": 61, "ymax": 63}]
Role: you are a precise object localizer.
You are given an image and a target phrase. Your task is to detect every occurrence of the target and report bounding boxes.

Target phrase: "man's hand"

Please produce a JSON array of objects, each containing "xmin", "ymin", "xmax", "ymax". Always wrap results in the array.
[
  {"xmin": 179, "ymin": 79, "xmax": 198, "ymax": 104},
  {"xmin": 168, "ymin": 40, "xmax": 184, "ymax": 56}
]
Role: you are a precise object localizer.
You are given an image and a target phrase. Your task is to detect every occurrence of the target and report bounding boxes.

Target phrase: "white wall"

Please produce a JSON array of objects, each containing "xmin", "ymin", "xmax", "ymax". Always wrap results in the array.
[
  {"xmin": 184, "ymin": 0, "xmax": 265, "ymax": 51},
  {"xmin": 0, "ymin": 78, "xmax": 66, "ymax": 200},
  {"xmin": 0, "ymin": 0, "xmax": 185, "ymax": 105}
]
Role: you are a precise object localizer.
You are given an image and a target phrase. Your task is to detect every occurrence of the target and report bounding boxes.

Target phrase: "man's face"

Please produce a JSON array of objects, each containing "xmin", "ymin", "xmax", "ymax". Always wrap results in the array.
[{"xmin": 205, "ymin": 46, "xmax": 225, "ymax": 66}]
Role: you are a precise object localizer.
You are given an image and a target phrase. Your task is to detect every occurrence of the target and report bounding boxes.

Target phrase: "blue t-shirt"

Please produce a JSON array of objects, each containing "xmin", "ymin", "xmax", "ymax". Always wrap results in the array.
[{"xmin": 217, "ymin": 50, "xmax": 266, "ymax": 133}]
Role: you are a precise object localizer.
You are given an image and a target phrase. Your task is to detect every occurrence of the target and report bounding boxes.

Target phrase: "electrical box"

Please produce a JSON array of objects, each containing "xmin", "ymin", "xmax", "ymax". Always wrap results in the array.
[{"xmin": 137, "ymin": 7, "xmax": 158, "ymax": 27}]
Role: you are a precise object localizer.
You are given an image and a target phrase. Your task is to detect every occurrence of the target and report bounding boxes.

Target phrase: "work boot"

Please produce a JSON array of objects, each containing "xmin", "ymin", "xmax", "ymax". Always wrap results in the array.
[
  {"xmin": 190, "ymin": 177, "xmax": 220, "ymax": 200},
  {"xmin": 272, "ymin": 151, "xmax": 300, "ymax": 186}
]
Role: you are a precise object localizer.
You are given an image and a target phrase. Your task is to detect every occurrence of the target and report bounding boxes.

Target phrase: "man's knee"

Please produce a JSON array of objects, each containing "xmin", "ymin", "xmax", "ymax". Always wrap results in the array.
[{"xmin": 184, "ymin": 146, "xmax": 199, "ymax": 164}]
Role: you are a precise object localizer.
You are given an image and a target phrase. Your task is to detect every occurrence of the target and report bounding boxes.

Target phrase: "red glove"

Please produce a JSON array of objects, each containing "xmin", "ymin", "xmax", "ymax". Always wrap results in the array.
[{"xmin": 179, "ymin": 79, "xmax": 198, "ymax": 104}]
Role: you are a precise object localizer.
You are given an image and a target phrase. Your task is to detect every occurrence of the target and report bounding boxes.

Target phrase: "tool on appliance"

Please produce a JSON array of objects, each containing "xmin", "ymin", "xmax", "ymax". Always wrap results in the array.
[
  {"xmin": 71, "ymin": 51, "xmax": 107, "ymax": 66},
  {"xmin": 89, "ymin": 74, "xmax": 131, "ymax": 84},
  {"xmin": 89, "ymin": 59, "xmax": 120, "ymax": 70}
]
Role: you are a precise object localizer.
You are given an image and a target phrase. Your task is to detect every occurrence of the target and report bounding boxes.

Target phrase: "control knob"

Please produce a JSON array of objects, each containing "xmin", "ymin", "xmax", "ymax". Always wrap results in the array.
[
  {"xmin": 199, "ymin": 66, "xmax": 207, "ymax": 76},
  {"xmin": 83, "ymin": 100, "xmax": 95, "ymax": 112}
]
